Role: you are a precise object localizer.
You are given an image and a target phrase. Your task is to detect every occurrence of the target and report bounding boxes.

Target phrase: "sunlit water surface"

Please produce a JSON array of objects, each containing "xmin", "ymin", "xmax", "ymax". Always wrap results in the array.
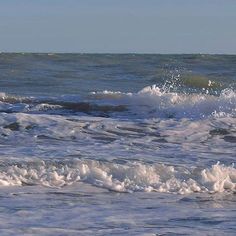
[{"xmin": 0, "ymin": 54, "xmax": 235, "ymax": 235}]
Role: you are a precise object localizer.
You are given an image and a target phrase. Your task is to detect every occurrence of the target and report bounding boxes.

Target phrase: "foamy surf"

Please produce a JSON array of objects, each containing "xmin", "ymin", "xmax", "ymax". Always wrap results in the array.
[
  {"xmin": 91, "ymin": 85, "xmax": 236, "ymax": 119},
  {"xmin": 0, "ymin": 160, "xmax": 235, "ymax": 194},
  {"xmin": 1, "ymin": 84, "xmax": 235, "ymax": 119}
]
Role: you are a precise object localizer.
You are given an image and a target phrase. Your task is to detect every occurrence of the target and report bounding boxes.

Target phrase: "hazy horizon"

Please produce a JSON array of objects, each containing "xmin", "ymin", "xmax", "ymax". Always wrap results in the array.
[
  {"xmin": 1, "ymin": 52, "xmax": 236, "ymax": 56},
  {"xmin": 1, "ymin": 0, "xmax": 236, "ymax": 54}
]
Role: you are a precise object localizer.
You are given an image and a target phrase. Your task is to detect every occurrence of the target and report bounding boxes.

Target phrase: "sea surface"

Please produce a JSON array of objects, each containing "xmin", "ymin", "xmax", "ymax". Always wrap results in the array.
[{"xmin": 0, "ymin": 53, "xmax": 235, "ymax": 235}]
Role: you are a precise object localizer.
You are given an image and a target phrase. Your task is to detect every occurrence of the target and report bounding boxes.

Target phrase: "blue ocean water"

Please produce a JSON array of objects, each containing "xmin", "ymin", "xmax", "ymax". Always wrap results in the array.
[{"xmin": 0, "ymin": 53, "xmax": 235, "ymax": 235}]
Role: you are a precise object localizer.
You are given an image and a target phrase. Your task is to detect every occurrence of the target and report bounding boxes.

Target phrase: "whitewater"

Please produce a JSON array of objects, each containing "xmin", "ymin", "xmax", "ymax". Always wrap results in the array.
[{"xmin": 0, "ymin": 53, "xmax": 235, "ymax": 235}]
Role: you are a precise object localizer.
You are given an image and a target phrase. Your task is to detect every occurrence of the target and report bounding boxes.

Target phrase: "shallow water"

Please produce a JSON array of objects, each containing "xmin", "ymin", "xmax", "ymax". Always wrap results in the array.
[{"xmin": 0, "ymin": 53, "xmax": 235, "ymax": 235}]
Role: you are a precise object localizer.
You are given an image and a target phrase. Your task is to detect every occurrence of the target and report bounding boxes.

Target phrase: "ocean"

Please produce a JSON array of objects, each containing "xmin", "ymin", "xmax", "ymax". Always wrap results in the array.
[{"xmin": 0, "ymin": 53, "xmax": 235, "ymax": 235}]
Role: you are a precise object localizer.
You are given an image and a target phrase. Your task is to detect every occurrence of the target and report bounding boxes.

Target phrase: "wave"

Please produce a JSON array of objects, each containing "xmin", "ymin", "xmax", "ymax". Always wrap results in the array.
[
  {"xmin": 0, "ymin": 93, "xmax": 127, "ymax": 115},
  {"xmin": 0, "ymin": 160, "xmax": 235, "ymax": 194},
  {"xmin": 91, "ymin": 85, "xmax": 236, "ymax": 119},
  {"xmin": 1, "ymin": 85, "xmax": 236, "ymax": 119}
]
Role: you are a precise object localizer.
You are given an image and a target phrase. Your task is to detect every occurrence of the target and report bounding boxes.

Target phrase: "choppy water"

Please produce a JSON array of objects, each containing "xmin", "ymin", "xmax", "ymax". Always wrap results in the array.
[{"xmin": 0, "ymin": 53, "xmax": 236, "ymax": 235}]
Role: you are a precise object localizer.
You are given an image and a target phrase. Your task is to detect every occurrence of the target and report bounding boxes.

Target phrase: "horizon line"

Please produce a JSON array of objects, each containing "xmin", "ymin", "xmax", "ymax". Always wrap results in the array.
[{"xmin": 1, "ymin": 51, "xmax": 236, "ymax": 56}]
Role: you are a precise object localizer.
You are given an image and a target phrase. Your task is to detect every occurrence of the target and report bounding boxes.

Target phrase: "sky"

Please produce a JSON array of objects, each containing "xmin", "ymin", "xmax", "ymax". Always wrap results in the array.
[{"xmin": 0, "ymin": 0, "xmax": 236, "ymax": 54}]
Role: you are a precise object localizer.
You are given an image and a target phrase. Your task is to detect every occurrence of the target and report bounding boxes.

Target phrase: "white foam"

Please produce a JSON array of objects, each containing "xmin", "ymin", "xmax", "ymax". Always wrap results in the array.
[
  {"xmin": 28, "ymin": 103, "xmax": 63, "ymax": 112},
  {"xmin": 91, "ymin": 85, "xmax": 236, "ymax": 119},
  {"xmin": 0, "ymin": 160, "xmax": 235, "ymax": 194},
  {"xmin": 1, "ymin": 85, "xmax": 235, "ymax": 119}
]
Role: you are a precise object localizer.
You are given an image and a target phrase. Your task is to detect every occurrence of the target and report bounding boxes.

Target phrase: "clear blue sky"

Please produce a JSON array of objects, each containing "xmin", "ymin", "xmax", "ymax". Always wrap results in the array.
[{"xmin": 0, "ymin": 0, "xmax": 236, "ymax": 54}]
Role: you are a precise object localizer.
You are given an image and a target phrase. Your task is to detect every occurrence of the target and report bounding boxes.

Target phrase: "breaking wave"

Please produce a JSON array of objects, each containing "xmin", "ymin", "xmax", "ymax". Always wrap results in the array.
[
  {"xmin": 0, "ymin": 160, "xmax": 235, "ymax": 194},
  {"xmin": 1, "ymin": 85, "xmax": 236, "ymax": 119},
  {"xmin": 91, "ymin": 85, "xmax": 236, "ymax": 119}
]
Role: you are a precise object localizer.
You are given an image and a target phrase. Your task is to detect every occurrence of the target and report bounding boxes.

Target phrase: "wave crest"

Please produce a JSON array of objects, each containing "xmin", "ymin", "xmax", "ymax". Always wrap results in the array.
[
  {"xmin": 92, "ymin": 85, "xmax": 236, "ymax": 119},
  {"xmin": 0, "ymin": 160, "xmax": 235, "ymax": 194},
  {"xmin": 1, "ymin": 85, "xmax": 236, "ymax": 119}
]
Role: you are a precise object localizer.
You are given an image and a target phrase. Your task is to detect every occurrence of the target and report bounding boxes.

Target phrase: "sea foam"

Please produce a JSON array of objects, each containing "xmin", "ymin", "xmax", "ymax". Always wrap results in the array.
[
  {"xmin": 1, "ymin": 85, "xmax": 235, "ymax": 119},
  {"xmin": 91, "ymin": 85, "xmax": 236, "ymax": 119},
  {"xmin": 0, "ymin": 160, "xmax": 235, "ymax": 194}
]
